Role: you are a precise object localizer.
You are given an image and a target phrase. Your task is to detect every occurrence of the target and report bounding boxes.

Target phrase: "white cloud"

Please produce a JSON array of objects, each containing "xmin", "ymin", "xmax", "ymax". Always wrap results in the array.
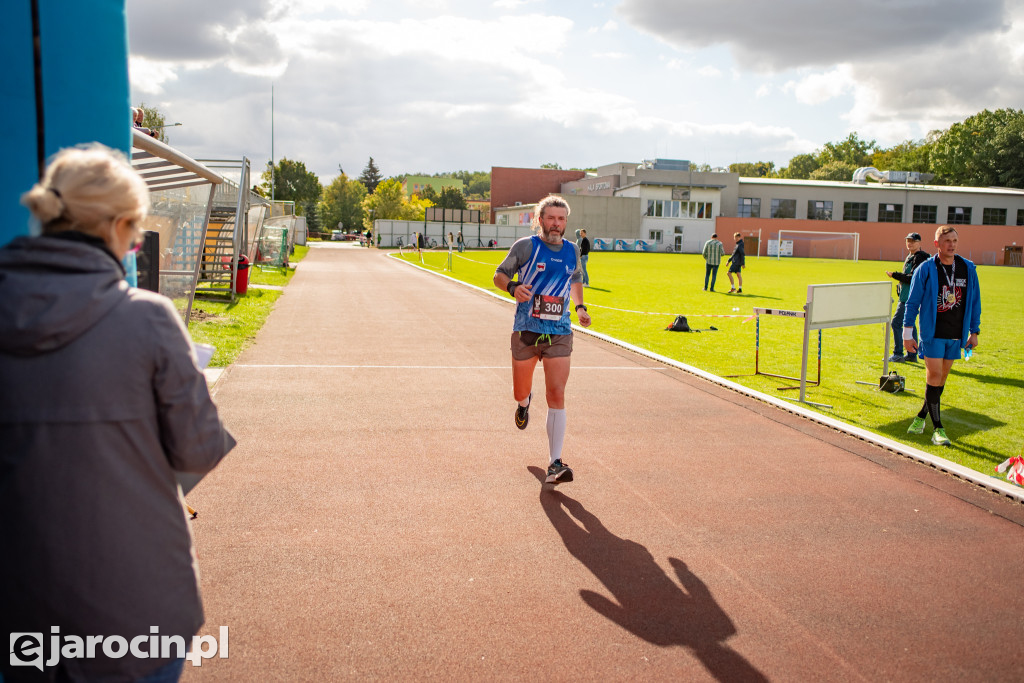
[
  {"xmin": 697, "ymin": 65, "xmax": 721, "ymax": 78},
  {"xmin": 755, "ymin": 83, "xmax": 771, "ymax": 98},
  {"xmin": 128, "ymin": 57, "xmax": 180, "ymax": 95},
  {"xmin": 783, "ymin": 66, "xmax": 855, "ymax": 105},
  {"xmin": 493, "ymin": 0, "xmax": 541, "ymax": 8}
]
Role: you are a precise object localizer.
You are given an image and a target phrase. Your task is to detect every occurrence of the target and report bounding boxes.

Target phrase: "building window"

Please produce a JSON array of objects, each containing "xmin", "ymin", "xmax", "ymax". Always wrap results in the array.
[
  {"xmin": 737, "ymin": 197, "xmax": 761, "ymax": 218},
  {"xmin": 807, "ymin": 200, "xmax": 833, "ymax": 221},
  {"xmin": 912, "ymin": 205, "xmax": 937, "ymax": 224},
  {"xmin": 645, "ymin": 199, "xmax": 713, "ymax": 219},
  {"xmin": 649, "ymin": 229, "xmax": 663, "ymax": 242},
  {"xmin": 982, "ymin": 208, "xmax": 1007, "ymax": 225},
  {"xmin": 771, "ymin": 198, "xmax": 796, "ymax": 218},
  {"xmin": 497, "ymin": 214, "xmax": 508, "ymax": 225},
  {"xmin": 947, "ymin": 206, "xmax": 972, "ymax": 224},
  {"xmin": 1018, "ymin": 209, "xmax": 1024, "ymax": 226},
  {"xmin": 878, "ymin": 203, "xmax": 903, "ymax": 223},
  {"xmin": 842, "ymin": 202, "xmax": 868, "ymax": 221}
]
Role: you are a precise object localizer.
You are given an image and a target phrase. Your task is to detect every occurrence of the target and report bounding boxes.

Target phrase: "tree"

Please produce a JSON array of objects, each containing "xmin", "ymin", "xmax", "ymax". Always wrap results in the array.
[
  {"xmin": 418, "ymin": 185, "xmax": 439, "ymax": 203},
  {"xmin": 435, "ymin": 186, "xmax": 467, "ymax": 210},
  {"xmin": 809, "ymin": 160, "xmax": 858, "ymax": 182},
  {"xmin": 818, "ymin": 132, "xmax": 876, "ymax": 168},
  {"xmin": 319, "ymin": 171, "xmax": 368, "ymax": 234},
  {"xmin": 778, "ymin": 153, "xmax": 820, "ymax": 179},
  {"xmin": 302, "ymin": 200, "xmax": 321, "ymax": 234},
  {"xmin": 729, "ymin": 161, "xmax": 775, "ymax": 177},
  {"xmin": 540, "ymin": 162, "xmax": 562, "ymax": 169},
  {"xmin": 931, "ymin": 108, "xmax": 1024, "ymax": 188},
  {"xmin": 359, "ymin": 157, "xmax": 383, "ymax": 193},
  {"xmin": 261, "ymin": 158, "xmax": 322, "ymax": 214},
  {"xmin": 362, "ymin": 178, "xmax": 407, "ymax": 229},
  {"xmin": 870, "ymin": 139, "xmax": 934, "ymax": 174},
  {"xmin": 134, "ymin": 102, "xmax": 168, "ymax": 143}
]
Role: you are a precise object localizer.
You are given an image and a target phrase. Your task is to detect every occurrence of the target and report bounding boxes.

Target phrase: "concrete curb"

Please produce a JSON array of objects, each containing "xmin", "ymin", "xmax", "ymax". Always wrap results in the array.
[{"xmin": 388, "ymin": 251, "xmax": 1024, "ymax": 504}]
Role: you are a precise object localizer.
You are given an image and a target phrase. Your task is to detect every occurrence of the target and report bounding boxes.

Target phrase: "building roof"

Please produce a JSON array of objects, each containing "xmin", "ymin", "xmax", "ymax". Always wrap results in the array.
[{"xmin": 739, "ymin": 176, "xmax": 1024, "ymax": 196}]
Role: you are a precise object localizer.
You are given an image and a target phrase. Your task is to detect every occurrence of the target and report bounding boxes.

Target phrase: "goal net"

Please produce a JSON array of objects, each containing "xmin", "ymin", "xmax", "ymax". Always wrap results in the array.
[{"xmin": 773, "ymin": 230, "xmax": 860, "ymax": 262}]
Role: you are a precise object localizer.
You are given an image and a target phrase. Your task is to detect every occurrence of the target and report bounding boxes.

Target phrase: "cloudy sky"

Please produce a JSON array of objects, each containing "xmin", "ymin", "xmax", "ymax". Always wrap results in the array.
[{"xmin": 127, "ymin": 0, "xmax": 1024, "ymax": 184}]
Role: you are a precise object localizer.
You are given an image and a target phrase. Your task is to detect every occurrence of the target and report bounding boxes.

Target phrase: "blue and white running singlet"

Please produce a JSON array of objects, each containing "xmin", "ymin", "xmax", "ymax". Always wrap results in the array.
[{"xmin": 512, "ymin": 235, "xmax": 579, "ymax": 335}]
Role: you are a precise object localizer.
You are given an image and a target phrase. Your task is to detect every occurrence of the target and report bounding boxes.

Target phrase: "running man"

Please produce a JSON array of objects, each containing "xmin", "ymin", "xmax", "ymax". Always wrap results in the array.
[
  {"xmin": 493, "ymin": 196, "xmax": 591, "ymax": 484},
  {"xmin": 902, "ymin": 225, "xmax": 981, "ymax": 447}
]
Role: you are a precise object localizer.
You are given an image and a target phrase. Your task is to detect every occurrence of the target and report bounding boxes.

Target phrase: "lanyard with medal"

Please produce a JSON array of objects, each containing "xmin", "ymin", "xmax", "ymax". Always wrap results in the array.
[{"xmin": 940, "ymin": 258, "xmax": 956, "ymax": 305}]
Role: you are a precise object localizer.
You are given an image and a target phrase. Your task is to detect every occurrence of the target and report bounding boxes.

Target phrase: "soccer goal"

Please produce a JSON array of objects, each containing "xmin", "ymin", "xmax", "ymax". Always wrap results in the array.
[{"xmin": 775, "ymin": 230, "xmax": 860, "ymax": 262}]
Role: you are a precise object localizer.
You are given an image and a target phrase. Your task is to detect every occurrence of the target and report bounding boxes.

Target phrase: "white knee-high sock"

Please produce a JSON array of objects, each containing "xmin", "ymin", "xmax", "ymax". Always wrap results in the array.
[{"xmin": 546, "ymin": 408, "xmax": 567, "ymax": 464}]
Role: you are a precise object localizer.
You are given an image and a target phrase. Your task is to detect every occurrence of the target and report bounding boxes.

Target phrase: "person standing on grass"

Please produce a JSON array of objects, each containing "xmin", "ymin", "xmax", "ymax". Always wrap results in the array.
[
  {"xmin": 493, "ymin": 196, "xmax": 591, "ymax": 485},
  {"xmin": 457, "ymin": 230, "xmax": 465, "ymax": 252},
  {"xmin": 885, "ymin": 232, "xmax": 929, "ymax": 363},
  {"xmin": 727, "ymin": 232, "xmax": 745, "ymax": 293},
  {"xmin": 701, "ymin": 233, "xmax": 725, "ymax": 291},
  {"xmin": 902, "ymin": 225, "xmax": 981, "ymax": 447},
  {"xmin": 578, "ymin": 228, "xmax": 591, "ymax": 286}
]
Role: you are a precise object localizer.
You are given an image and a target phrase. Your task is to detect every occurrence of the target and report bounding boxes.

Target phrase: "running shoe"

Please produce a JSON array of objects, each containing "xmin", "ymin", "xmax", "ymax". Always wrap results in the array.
[
  {"xmin": 888, "ymin": 354, "xmax": 906, "ymax": 363},
  {"xmin": 905, "ymin": 354, "xmax": 918, "ymax": 362},
  {"xmin": 545, "ymin": 459, "xmax": 574, "ymax": 484},
  {"xmin": 737, "ymin": 288, "xmax": 742, "ymax": 293},
  {"xmin": 907, "ymin": 416, "xmax": 926, "ymax": 434},
  {"xmin": 931, "ymin": 428, "xmax": 951, "ymax": 447},
  {"xmin": 515, "ymin": 394, "xmax": 531, "ymax": 430}
]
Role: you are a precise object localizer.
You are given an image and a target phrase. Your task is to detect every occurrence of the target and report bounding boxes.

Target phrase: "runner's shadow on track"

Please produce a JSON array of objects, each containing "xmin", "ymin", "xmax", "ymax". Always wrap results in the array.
[{"xmin": 527, "ymin": 467, "xmax": 767, "ymax": 682}]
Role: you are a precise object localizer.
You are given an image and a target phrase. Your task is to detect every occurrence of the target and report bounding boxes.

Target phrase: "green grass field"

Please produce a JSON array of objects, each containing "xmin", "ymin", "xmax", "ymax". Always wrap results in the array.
[
  {"xmin": 399, "ymin": 247, "xmax": 1024, "ymax": 480},
  {"xmin": 188, "ymin": 245, "xmax": 309, "ymax": 367}
]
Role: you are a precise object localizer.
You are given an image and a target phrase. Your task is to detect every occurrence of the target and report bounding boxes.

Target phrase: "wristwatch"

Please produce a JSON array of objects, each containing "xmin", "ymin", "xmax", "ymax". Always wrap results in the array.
[
  {"xmin": 507, "ymin": 281, "xmax": 518, "ymax": 295},
  {"xmin": 575, "ymin": 304, "xmax": 587, "ymax": 312}
]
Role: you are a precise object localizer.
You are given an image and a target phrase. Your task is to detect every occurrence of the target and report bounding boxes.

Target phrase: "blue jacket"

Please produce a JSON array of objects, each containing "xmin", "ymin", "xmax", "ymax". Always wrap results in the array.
[{"xmin": 903, "ymin": 254, "xmax": 981, "ymax": 348}]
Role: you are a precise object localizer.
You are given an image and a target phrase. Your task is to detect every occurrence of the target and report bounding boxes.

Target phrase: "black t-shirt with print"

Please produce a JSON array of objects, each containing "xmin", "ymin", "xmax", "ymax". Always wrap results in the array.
[{"xmin": 933, "ymin": 255, "xmax": 967, "ymax": 340}]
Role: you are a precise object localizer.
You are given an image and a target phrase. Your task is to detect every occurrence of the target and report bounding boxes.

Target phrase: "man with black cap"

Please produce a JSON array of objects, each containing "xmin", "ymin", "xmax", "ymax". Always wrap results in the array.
[{"xmin": 885, "ymin": 232, "xmax": 929, "ymax": 362}]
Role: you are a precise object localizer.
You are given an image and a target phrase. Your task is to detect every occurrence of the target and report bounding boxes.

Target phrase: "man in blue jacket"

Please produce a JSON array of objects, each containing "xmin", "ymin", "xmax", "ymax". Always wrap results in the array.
[{"xmin": 902, "ymin": 226, "xmax": 981, "ymax": 447}]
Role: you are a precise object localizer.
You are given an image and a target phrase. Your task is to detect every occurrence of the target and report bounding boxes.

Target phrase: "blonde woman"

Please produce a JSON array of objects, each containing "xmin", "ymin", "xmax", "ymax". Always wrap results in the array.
[{"xmin": 0, "ymin": 145, "xmax": 236, "ymax": 682}]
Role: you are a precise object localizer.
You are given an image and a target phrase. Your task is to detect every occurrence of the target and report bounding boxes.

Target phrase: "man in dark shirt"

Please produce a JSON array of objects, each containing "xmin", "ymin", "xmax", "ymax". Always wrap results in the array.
[
  {"xmin": 885, "ymin": 232, "xmax": 929, "ymax": 362},
  {"xmin": 902, "ymin": 226, "xmax": 981, "ymax": 447},
  {"xmin": 727, "ymin": 232, "xmax": 745, "ymax": 293},
  {"xmin": 578, "ymin": 228, "xmax": 591, "ymax": 286}
]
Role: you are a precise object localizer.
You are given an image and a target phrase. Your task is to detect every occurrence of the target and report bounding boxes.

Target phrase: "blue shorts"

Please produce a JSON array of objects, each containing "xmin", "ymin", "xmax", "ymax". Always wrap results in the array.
[{"xmin": 920, "ymin": 338, "xmax": 961, "ymax": 361}]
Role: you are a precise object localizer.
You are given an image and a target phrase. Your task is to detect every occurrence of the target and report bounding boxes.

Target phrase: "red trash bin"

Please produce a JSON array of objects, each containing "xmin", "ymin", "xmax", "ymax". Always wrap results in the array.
[{"xmin": 234, "ymin": 254, "xmax": 250, "ymax": 294}]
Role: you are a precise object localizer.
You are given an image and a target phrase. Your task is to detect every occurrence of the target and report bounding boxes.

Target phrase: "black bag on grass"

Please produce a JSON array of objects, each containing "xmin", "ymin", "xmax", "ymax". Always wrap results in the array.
[{"xmin": 666, "ymin": 315, "xmax": 691, "ymax": 332}]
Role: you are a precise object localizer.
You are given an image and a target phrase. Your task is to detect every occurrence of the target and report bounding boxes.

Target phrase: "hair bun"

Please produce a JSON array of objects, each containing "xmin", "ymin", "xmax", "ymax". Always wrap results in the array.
[{"xmin": 21, "ymin": 184, "xmax": 65, "ymax": 224}]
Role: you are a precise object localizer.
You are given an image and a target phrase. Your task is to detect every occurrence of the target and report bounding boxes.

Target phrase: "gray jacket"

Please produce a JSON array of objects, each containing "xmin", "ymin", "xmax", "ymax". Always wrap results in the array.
[{"xmin": 0, "ymin": 235, "xmax": 236, "ymax": 681}]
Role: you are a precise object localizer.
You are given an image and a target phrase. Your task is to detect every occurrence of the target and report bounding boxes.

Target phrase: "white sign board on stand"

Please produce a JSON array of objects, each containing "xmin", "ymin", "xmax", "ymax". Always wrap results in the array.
[{"xmin": 797, "ymin": 281, "xmax": 893, "ymax": 405}]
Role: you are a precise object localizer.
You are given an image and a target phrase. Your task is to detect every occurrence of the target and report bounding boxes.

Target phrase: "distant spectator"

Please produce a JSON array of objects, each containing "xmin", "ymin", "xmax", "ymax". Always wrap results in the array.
[
  {"xmin": 727, "ymin": 232, "xmax": 745, "ymax": 294},
  {"xmin": 131, "ymin": 106, "xmax": 159, "ymax": 138},
  {"xmin": 885, "ymin": 232, "xmax": 929, "ymax": 362},
  {"xmin": 0, "ymin": 144, "xmax": 236, "ymax": 682},
  {"xmin": 457, "ymin": 230, "xmax": 465, "ymax": 252},
  {"xmin": 577, "ymin": 228, "xmax": 591, "ymax": 286},
  {"xmin": 701, "ymin": 233, "xmax": 725, "ymax": 292}
]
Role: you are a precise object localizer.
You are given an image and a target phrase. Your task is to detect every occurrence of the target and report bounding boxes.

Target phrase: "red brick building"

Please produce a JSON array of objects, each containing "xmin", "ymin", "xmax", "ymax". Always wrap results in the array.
[{"xmin": 490, "ymin": 167, "xmax": 586, "ymax": 223}]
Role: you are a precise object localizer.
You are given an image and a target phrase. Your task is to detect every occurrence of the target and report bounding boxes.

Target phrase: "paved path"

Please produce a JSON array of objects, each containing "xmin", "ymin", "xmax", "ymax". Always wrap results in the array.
[{"xmin": 185, "ymin": 245, "xmax": 1024, "ymax": 682}]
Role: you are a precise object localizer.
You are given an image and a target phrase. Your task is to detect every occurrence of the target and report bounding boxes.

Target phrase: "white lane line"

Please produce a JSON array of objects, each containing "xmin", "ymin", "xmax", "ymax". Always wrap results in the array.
[{"xmin": 233, "ymin": 364, "xmax": 663, "ymax": 370}]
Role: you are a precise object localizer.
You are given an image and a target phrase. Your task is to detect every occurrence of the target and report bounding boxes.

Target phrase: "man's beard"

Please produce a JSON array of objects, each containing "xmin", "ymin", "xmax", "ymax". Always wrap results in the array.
[{"xmin": 540, "ymin": 226, "xmax": 563, "ymax": 243}]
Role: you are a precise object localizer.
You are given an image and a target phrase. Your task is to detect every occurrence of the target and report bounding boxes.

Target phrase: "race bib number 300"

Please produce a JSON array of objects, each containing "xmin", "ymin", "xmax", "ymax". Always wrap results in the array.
[{"xmin": 531, "ymin": 295, "xmax": 565, "ymax": 321}]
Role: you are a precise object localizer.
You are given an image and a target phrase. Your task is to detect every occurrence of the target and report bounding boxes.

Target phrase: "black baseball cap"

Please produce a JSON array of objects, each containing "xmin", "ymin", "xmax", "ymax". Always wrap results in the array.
[{"xmin": 905, "ymin": 232, "xmax": 922, "ymax": 241}]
